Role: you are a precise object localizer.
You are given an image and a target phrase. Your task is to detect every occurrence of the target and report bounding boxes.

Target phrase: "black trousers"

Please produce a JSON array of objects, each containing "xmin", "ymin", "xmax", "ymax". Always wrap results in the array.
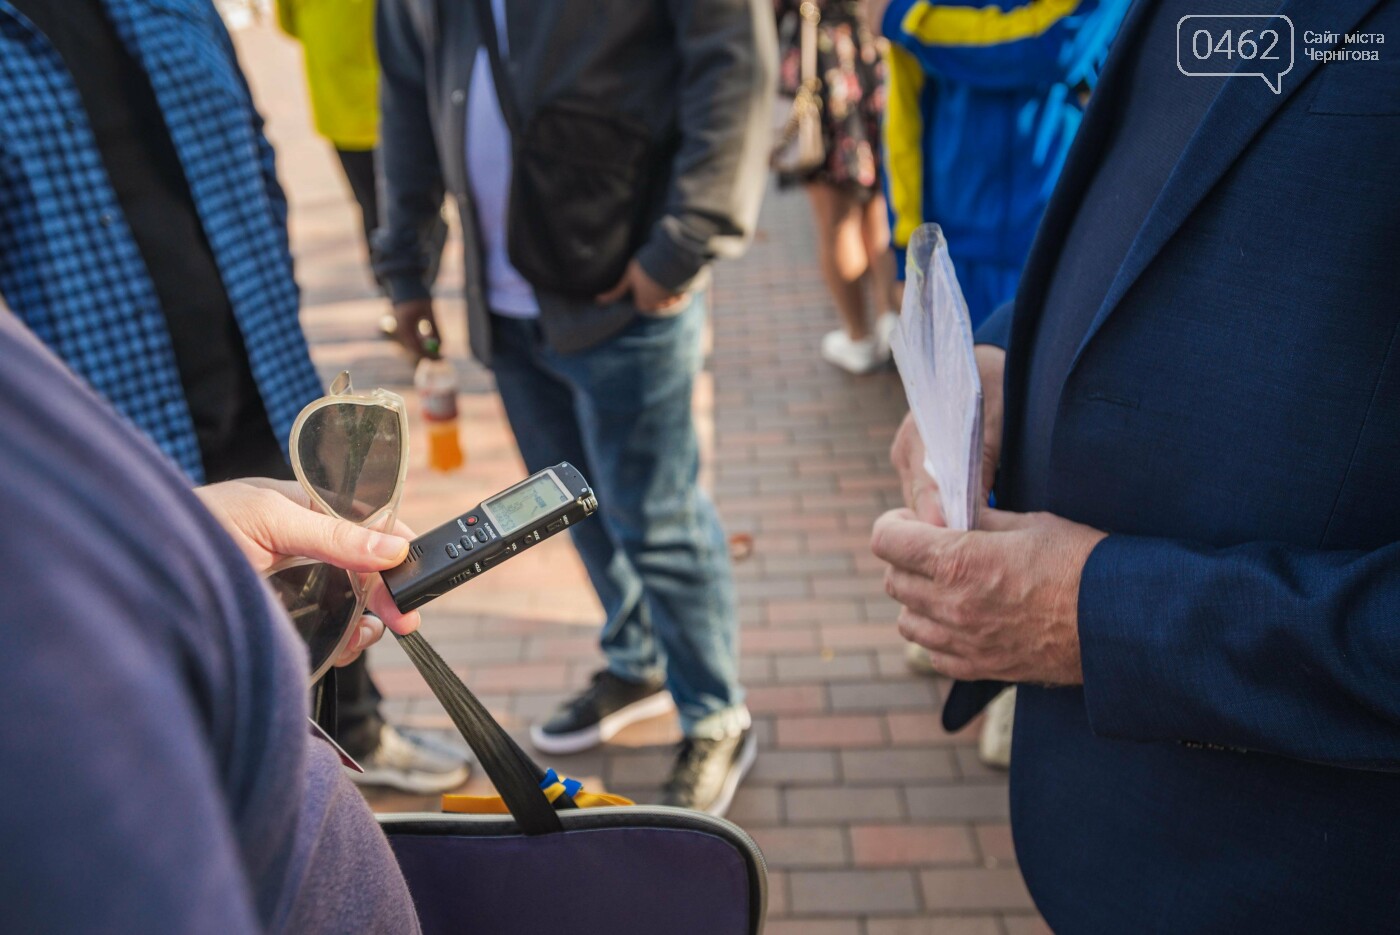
[
  {"xmin": 336, "ymin": 146, "xmax": 447, "ymax": 292},
  {"xmin": 335, "ymin": 147, "xmax": 379, "ymax": 260},
  {"xmin": 204, "ymin": 395, "xmax": 385, "ymax": 758}
]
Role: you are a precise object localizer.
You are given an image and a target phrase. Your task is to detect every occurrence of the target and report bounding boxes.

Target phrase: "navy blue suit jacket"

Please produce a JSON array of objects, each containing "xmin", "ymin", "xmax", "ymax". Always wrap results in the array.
[{"xmin": 951, "ymin": 0, "xmax": 1400, "ymax": 929}]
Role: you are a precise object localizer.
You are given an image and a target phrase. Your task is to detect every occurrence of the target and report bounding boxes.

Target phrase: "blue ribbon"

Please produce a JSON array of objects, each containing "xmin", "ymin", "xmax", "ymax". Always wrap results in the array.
[{"xmin": 540, "ymin": 768, "xmax": 583, "ymax": 800}]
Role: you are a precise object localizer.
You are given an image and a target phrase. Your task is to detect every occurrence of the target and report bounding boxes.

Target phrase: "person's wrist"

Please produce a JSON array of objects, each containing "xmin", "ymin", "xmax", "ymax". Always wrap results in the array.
[
  {"xmin": 385, "ymin": 273, "xmax": 431, "ymax": 306},
  {"xmin": 634, "ymin": 229, "xmax": 706, "ymax": 295},
  {"xmin": 391, "ymin": 298, "xmax": 440, "ymax": 359}
]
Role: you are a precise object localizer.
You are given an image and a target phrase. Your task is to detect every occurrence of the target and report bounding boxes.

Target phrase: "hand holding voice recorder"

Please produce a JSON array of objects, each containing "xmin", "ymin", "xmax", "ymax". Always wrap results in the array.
[{"xmin": 381, "ymin": 462, "xmax": 597, "ymax": 612}]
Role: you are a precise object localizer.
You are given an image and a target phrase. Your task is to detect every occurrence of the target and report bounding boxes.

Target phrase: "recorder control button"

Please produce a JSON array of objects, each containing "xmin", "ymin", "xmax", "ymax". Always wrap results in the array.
[
  {"xmin": 445, "ymin": 543, "xmax": 459, "ymax": 559},
  {"xmin": 474, "ymin": 529, "xmax": 489, "ymax": 543},
  {"xmin": 460, "ymin": 536, "xmax": 475, "ymax": 551},
  {"xmin": 466, "ymin": 515, "xmax": 478, "ymax": 526}
]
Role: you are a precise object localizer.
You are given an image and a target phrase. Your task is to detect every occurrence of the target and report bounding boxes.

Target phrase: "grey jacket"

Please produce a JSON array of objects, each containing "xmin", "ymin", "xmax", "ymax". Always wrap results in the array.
[{"xmin": 374, "ymin": 0, "xmax": 777, "ymax": 364}]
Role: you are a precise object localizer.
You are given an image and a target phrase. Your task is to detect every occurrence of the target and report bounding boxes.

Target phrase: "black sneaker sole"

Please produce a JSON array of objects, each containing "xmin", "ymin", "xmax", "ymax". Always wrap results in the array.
[{"xmin": 529, "ymin": 690, "xmax": 676, "ymax": 755}]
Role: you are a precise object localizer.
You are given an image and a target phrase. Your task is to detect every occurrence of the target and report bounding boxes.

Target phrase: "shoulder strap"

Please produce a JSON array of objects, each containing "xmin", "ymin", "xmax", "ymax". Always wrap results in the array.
[
  {"xmin": 395, "ymin": 631, "xmax": 572, "ymax": 835},
  {"xmin": 800, "ymin": 1, "xmax": 819, "ymax": 84},
  {"xmin": 466, "ymin": 0, "xmax": 524, "ymax": 136}
]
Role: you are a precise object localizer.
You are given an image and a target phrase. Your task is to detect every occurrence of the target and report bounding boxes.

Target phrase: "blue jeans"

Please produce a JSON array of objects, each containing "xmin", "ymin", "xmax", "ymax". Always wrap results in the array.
[{"xmin": 489, "ymin": 297, "xmax": 745, "ymax": 737}]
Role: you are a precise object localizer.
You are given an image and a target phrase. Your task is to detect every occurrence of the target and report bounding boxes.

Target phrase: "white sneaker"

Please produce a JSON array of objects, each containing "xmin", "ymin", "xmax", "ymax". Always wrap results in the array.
[
  {"xmin": 821, "ymin": 328, "xmax": 890, "ymax": 375},
  {"xmin": 978, "ymin": 688, "xmax": 1017, "ymax": 770},
  {"xmin": 875, "ymin": 311, "xmax": 900, "ymax": 356},
  {"xmin": 347, "ymin": 725, "xmax": 471, "ymax": 794}
]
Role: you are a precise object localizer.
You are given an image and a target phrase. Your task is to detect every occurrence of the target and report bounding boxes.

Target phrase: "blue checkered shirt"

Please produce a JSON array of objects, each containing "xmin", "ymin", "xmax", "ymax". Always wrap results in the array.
[{"xmin": 0, "ymin": 0, "xmax": 323, "ymax": 481}]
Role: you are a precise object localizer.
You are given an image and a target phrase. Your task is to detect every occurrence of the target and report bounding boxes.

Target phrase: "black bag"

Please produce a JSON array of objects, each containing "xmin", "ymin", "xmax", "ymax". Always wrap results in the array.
[
  {"xmin": 469, "ymin": 0, "xmax": 658, "ymax": 298},
  {"xmin": 378, "ymin": 633, "xmax": 769, "ymax": 934}
]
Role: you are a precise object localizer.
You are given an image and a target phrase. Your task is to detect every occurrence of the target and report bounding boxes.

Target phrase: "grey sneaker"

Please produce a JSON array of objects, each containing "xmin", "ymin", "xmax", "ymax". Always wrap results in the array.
[
  {"xmin": 659, "ymin": 729, "xmax": 757, "ymax": 817},
  {"xmin": 530, "ymin": 670, "xmax": 675, "ymax": 755},
  {"xmin": 347, "ymin": 725, "xmax": 470, "ymax": 794}
]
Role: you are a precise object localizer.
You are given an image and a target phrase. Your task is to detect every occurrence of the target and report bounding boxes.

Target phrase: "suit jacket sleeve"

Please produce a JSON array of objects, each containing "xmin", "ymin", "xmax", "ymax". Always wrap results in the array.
[
  {"xmin": 635, "ymin": 0, "xmax": 778, "ymax": 291},
  {"xmin": 250, "ymin": 111, "xmax": 292, "ymax": 267},
  {"xmin": 974, "ymin": 300, "xmax": 1014, "ymax": 349},
  {"xmin": 211, "ymin": 11, "xmax": 293, "ymax": 268},
  {"xmin": 1079, "ymin": 535, "xmax": 1400, "ymax": 771},
  {"xmin": 373, "ymin": 0, "xmax": 446, "ymax": 304}
]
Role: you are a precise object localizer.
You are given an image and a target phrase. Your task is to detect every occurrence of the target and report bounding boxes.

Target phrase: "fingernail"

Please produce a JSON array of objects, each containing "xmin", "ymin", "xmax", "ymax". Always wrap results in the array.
[{"xmin": 368, "ymin": 532, "xmax": 409, "ymax": 560}]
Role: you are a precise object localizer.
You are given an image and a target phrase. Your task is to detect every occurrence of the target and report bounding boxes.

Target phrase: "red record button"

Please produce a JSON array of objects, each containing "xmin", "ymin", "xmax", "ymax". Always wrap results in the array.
[{"xmin": 466, "ymin": 515, "xmax": 478, "ymax": 526}]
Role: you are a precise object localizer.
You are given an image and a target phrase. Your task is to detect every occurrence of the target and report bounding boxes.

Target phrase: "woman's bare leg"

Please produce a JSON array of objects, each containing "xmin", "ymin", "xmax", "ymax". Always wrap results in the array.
[
  {"xmin": 805, "ymin": 181, "xmax": 873, "ymax": 340},
  {"xmin": 861, "ymin": 191, "xmax": 897, "ymax": 314}
]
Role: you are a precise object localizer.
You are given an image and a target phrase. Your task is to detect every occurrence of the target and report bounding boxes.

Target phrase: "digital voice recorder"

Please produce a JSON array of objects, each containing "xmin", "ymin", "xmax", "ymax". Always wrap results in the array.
[{"xmin": 381, "ymin": 462, "xmax": 598, "ymax": 612}]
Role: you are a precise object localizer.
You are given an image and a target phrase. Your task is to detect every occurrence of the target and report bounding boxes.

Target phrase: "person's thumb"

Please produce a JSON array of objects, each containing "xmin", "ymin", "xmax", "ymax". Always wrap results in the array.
[{"xmin": 262, "ymin": 502, "xmax": 410, "ymax": 572}]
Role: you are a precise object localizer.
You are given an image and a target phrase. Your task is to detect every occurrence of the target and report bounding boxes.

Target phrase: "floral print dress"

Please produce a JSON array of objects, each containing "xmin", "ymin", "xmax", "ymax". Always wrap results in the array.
[{"xmin": 774, "ymin": 0, "xmax": 886, "ymax": 198}]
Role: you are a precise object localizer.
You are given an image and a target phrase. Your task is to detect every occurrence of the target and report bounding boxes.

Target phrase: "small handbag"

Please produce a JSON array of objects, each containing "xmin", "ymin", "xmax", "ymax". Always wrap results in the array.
[
  {"xmin": 772, "ymin": 1, "xmax": 826, "ymax": 175},
  {"xmin": 378, "ymin": 633, "xmax": 769, "ymax": 935}
]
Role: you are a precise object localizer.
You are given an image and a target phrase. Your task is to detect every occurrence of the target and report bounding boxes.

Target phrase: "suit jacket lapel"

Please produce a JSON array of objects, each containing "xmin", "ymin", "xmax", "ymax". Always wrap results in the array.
[
  {"xmin": 1011, "ymin": 0, "xmax": 1152, "ymax": 318},
  {"xmin": 1063, "ymin": 0, "xmax": 1383, "ymax": 375},
  {"xmin": 999, "ymin": 0, "xmax": 1156, "ymax": 492}
]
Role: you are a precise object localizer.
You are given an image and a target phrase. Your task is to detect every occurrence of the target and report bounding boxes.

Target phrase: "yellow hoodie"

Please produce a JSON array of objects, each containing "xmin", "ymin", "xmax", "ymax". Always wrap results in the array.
[{"xmin": 278, "ymin": 0, "xmax": 379, "ymax": 150}]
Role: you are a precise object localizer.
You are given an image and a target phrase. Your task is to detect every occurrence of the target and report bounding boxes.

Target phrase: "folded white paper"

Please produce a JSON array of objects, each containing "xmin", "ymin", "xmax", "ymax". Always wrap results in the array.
[{"xmin": 889, "ymin": 225, "xmax": 983, "ymax": 531}]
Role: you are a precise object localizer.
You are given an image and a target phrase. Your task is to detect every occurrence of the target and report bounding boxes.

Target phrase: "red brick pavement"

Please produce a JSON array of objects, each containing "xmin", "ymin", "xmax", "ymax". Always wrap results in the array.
[{"xmin": 237, "ymin": 20, "xmax": 1048, "ymax": 935}]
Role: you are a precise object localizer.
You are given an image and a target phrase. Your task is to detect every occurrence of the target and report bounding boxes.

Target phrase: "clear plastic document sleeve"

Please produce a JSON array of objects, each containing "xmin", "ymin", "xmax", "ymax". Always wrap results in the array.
[{"xmin": 889, "ymin": 224, "xmax": 983, "ymax": 532}]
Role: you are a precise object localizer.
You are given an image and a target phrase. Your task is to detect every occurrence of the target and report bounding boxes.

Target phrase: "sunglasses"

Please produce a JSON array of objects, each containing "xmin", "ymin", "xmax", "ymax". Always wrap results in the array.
[
  {"xmin": 265, "ymin": 371, "xmax": 410, "ymax": 684},
  {"xmin": 266, "ymin": 374, "xmax": 601, "ymax": 810}
]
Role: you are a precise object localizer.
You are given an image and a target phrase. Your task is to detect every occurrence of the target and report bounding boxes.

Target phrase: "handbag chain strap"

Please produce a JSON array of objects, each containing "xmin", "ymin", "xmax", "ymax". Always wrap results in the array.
[
  {"xmin": 777, "ymin": 2, "xmax": 823, "ymax": 148},
  {"xmin": 799, "ymin": 1, "xmax": 820, "ymax": 92}
]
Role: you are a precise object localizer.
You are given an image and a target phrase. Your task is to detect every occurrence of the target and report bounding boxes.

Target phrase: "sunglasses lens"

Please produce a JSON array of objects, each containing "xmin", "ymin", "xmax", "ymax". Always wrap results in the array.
[
  {"xmin": 267, "ymin": 562, "xmax": 361, "ymax": 681},
  {"xmin": 296, "ymin": 402, "xmax": 403, "ymax": 523}
]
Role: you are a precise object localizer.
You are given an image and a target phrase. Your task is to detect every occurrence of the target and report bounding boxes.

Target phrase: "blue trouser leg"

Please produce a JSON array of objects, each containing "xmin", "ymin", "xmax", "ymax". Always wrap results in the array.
[
  {"xmin": 490, "ymin": 315, "xmax": 659, "ymax": 683},
  {"xmin": 489, "ymin": 299, "xmax": 744, "ymax": 736}
]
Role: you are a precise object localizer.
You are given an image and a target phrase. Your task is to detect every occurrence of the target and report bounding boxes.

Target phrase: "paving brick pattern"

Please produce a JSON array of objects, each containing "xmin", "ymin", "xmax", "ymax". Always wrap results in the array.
[{"xmin": 236, "ymin": 21, "xmax": 1047, "ymax": 934}]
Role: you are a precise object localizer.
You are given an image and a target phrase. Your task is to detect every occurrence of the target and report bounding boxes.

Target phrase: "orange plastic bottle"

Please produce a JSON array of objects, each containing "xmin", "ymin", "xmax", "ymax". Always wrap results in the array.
[{"xmin": 414, "ymin": 347, "xmax": 465, "ymax": 472}]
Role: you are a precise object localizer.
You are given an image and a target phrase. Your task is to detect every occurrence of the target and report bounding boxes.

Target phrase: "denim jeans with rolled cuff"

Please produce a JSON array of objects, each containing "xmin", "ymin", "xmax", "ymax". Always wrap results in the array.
[{"xmin": 489, "ymin": 296, "xmax": 747, "ymax": 739}]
